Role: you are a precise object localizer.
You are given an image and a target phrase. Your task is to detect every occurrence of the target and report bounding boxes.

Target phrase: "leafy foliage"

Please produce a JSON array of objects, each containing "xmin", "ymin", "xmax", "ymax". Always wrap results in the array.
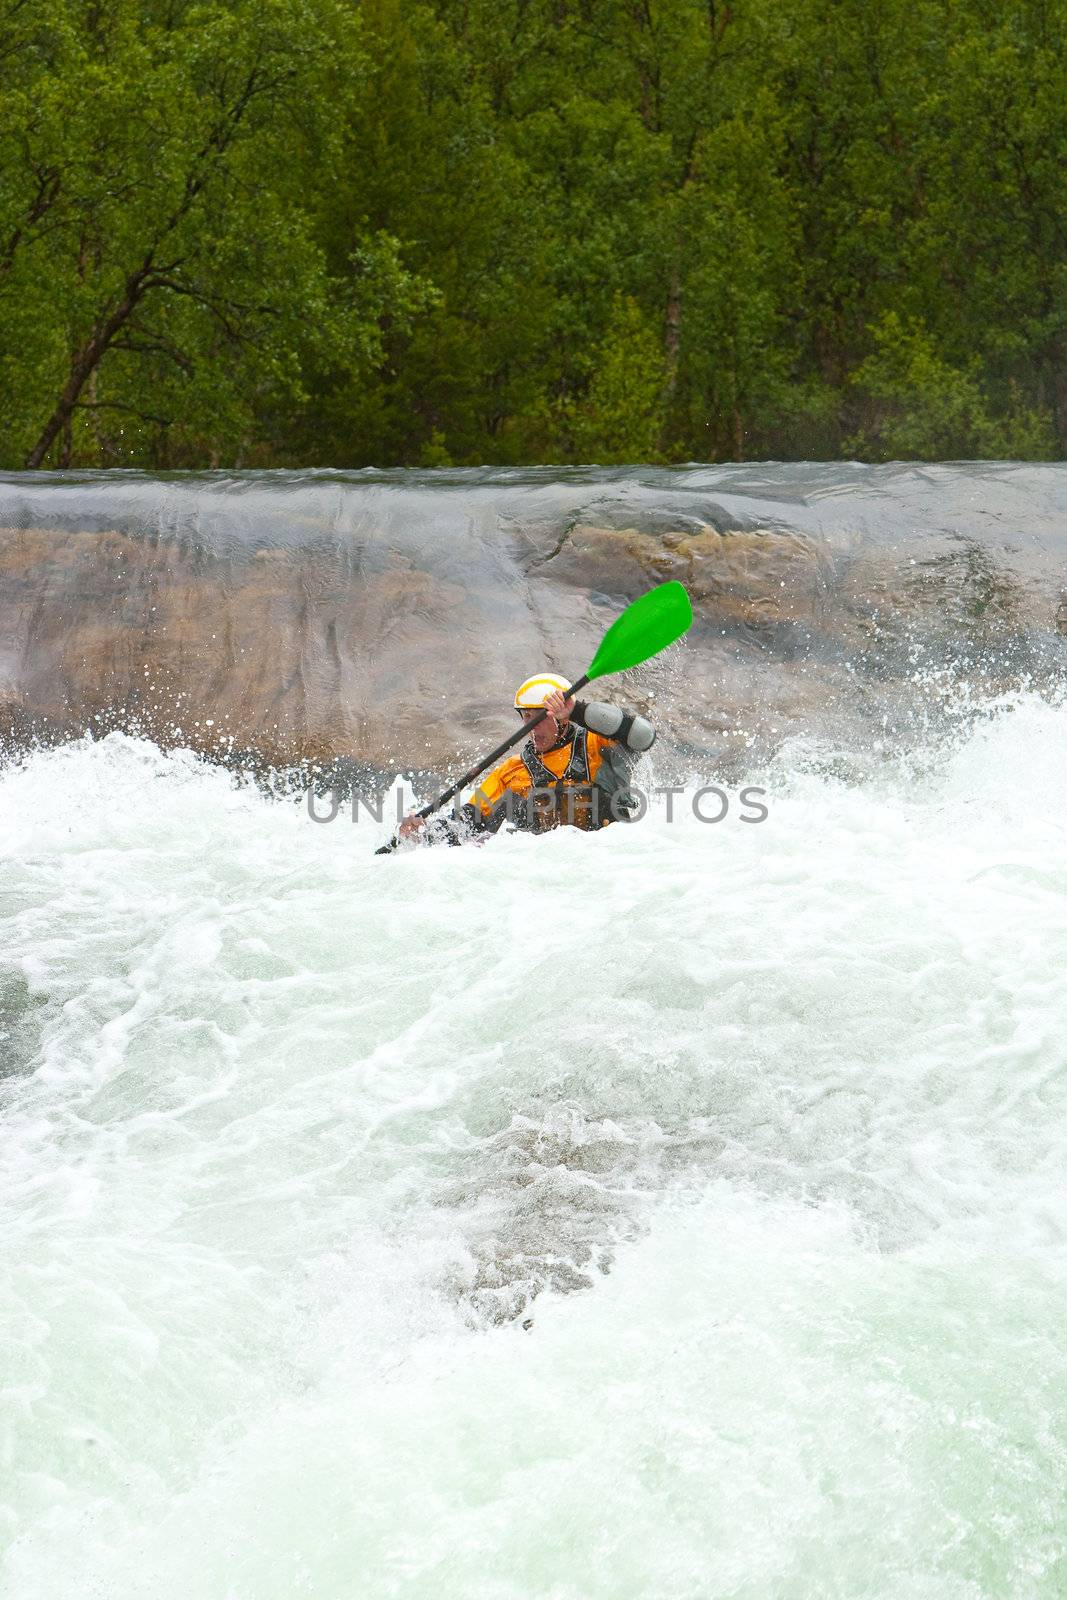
[{"xmin": 3, "ymin": 0, "xmax": 1067, "ymax": 466}]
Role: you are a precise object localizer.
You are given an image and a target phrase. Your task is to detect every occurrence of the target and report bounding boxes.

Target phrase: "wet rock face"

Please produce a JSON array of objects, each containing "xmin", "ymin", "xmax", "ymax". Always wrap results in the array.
[
  {"xmin": 1, "ymin": 465, "xmax": 1065, "ymax": 780},
  {"xmin": 0, "ymin": 528, "xmax": 474, "ymax": 773}
]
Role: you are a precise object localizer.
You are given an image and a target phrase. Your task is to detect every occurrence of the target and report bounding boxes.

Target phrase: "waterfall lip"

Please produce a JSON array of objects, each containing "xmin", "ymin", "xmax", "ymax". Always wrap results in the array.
[{"xmin": 4, "ymin": 461, "xmax": 1067, "ymax": 549}]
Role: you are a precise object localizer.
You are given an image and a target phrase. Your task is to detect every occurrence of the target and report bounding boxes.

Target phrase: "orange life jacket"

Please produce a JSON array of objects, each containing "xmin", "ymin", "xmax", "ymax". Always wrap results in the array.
[{"xmin": 470, "ymin": 727, "xmax": 617, "ymax": 833}]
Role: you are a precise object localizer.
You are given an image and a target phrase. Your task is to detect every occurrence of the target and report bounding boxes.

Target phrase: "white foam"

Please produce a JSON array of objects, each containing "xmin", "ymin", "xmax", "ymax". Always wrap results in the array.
[{"xmin": 2, "ymin": 701, "xmax": 1066, "ymax": 1596}]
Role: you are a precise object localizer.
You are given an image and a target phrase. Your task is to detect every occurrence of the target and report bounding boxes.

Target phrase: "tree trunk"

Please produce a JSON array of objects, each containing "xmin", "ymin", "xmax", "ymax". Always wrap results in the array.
[
  {"xmin": 24, "ymin": 267, "xmax": 151, "ymax": 468},
  {"xmin": 664, "ymin": 267, "xmax": 682, "ymax": 401},
  {"xmin": 659, "ymin": 266, "xmax": 682, "ymax": 455},
  {"xmin": 1049, "ymin": 352, "xmax": 1067, "ymax": 455}
]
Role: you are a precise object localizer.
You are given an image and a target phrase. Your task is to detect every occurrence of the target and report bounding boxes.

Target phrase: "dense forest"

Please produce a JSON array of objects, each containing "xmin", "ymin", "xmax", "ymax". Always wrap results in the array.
[{"xmin": 3, "ymin": 0, "xmax": 1066, "ymax": 469}]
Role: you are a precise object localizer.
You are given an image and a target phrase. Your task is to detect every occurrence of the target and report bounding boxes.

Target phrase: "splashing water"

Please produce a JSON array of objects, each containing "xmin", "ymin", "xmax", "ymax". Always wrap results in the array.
[{"xmin": 2, "ymin": 693, "xmax": 1067, "ymax": 1597}]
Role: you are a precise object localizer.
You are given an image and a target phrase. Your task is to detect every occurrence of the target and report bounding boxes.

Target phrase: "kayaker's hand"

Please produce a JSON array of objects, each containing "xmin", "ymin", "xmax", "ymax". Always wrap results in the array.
[
  {"xmin": 398, "ymin": 813, "xmax": 426, "ymax": 839},
  {"xmin": 542, "ymin": 689, "xmax": 575, "ymax": 726}
]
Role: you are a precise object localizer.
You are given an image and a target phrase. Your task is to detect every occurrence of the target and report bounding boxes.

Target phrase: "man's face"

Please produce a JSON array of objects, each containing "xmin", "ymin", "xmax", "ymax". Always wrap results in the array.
[{"xmin": 520, "ymin": 706, "xmax": 561, "ymax": 753}]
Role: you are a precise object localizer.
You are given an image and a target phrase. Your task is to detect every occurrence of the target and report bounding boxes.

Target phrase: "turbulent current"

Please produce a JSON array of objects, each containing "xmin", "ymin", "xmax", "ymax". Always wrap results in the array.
[{"xmin": 3, "ymin": 687, "xmax": 1067, "ymax": 1596}]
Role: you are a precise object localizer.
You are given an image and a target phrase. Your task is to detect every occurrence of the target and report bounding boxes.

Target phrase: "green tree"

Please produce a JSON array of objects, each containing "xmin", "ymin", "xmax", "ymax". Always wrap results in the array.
[
  {"xmin": 907, "ymin": 5, "xmax": 1067, "ymax": 451},
  {"xmin": 0, "ymin": 0, "xmax": 426, "ymax": 468},
  {"xmin": 848, "ymin": 313, "xmax": 1056, "ymax": 459},
  {"xmin": 288, "ymin": 0, "xmax": 557, "ymax": 467},
  {"xmin": 541, "ymin": 292, "xmax": 667, "ymax": 462},
  {"xmin": 5, "ymin": 0, "xmax": 1067, "ymax": 467}
]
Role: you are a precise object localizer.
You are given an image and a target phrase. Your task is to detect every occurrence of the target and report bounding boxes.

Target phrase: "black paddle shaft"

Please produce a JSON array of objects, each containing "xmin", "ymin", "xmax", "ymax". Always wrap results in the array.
[{"xmin": 374, "ymin": 673, "xmax": 590, "ymax": 854}]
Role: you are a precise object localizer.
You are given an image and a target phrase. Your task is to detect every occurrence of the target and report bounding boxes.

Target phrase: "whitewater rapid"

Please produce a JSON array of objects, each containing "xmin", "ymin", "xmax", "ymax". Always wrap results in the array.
[{"xmin": 2, "ymin": 695, "xmax": 1066, "ymax": 1597}]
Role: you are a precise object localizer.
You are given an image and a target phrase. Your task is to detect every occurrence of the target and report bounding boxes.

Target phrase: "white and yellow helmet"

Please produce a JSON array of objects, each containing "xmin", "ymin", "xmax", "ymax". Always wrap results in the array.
[{"xmin": 514, "ymin": 671, "xmax": 572, "ymax": 710}]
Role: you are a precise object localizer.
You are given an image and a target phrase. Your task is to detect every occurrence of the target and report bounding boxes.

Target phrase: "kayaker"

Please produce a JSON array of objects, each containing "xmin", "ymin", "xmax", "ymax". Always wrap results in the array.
[{"xmin": 398, "ymin": 672, "xmax": 655, "ymax": 844}]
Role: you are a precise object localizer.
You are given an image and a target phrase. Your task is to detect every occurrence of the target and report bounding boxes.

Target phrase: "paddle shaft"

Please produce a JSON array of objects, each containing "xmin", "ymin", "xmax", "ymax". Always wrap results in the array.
[{"xmin": 374, "ymin": 673, "xmax": 590, "ymax": 853}]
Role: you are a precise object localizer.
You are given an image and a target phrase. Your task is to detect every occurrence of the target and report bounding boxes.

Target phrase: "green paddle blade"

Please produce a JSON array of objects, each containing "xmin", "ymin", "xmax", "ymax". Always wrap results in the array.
[{"xmin": 585, "ymin": 579, "xmax": 693, "ymax": 683}]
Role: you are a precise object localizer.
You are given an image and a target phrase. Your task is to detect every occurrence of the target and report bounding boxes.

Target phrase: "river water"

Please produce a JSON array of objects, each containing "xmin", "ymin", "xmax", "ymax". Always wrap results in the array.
[{"xmin": 2, "ymin": 673, "xmax": 1066, "ymax": 1594}]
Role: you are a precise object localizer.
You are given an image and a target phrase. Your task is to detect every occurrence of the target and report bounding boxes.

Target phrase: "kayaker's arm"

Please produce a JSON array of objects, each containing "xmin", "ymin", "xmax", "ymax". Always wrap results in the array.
[
  {"xmin": 412, "ymin": 791, "xmax": 512, "ymax": 846},
  {"xmin": 570, "ymin": 699, "xmax": 656, "ymax": 752}
]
